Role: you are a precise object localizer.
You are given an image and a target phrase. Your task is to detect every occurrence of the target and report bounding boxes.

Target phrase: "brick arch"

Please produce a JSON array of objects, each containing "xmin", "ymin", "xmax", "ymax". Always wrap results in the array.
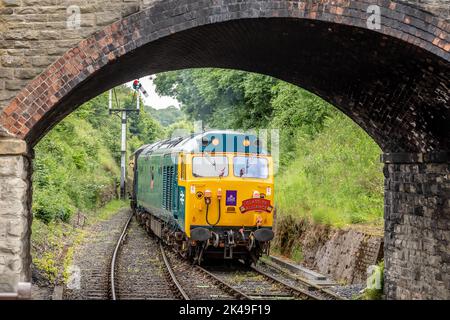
[{"xmin": 0, "ymin": 0, "xmax": 449, "ymax": 151}]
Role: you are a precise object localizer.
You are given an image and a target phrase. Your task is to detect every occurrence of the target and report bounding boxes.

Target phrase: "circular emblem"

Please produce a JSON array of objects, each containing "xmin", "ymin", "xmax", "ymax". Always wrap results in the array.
[{"xmin": 196, "ymin": 191, "xmax": 204, "ymax": 199}]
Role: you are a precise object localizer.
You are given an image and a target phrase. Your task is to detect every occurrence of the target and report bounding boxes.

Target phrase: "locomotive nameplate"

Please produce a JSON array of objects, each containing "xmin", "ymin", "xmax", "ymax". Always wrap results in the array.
[{"xmin": 240, "ymin": 198, "xmax": 273, "ymax": 213}]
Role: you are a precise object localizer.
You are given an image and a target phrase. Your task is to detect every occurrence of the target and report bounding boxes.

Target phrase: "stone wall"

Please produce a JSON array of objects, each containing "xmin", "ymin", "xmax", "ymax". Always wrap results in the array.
[
  {"xmin": 315, "ymin": 229, "xmax": 384, "ymax": 284},
  {"xmin": 401, "ymin": 0, "xmax": 450, "ymax": 17},
  {"xmin": 274, "ymin": 217, "xmax": 384, "ymax": 285},
  {"xmin": 0, "ymin": 0, "xmax": 449, "ymax": 115},
  {"xmin": 0, "ymin": 138, "xmax": 31, "ymax": 293},
  {"xmin": 383, "ymin": 153, "xmax": 450, "ymax": 300},
  {"xmin": 0, "ymin": 0, "xmax": 160, "ymax": 111}
]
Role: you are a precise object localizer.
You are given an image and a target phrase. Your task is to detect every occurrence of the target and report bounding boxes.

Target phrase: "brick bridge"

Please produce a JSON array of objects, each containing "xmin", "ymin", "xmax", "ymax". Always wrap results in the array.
[{"xmin": 0, "ymin": 0, "xmax": 449, "ymax": 299}]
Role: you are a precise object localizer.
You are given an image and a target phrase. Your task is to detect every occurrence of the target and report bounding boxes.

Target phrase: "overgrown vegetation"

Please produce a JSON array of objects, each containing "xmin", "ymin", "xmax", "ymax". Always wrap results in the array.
[
  {"xmin": 33, "ymin": 86, "xmax": 164, "ymax": 225},
  {"xmin": 31, "ymin": 200, "xmax": 129, "ymax": 284},
  {"xmin": 275, "ymin": 114, "xmax": 383, "ymax": 227},
  {"xmin": 31, "ymin": 85, "xmax": 164, "ymax": 283}
]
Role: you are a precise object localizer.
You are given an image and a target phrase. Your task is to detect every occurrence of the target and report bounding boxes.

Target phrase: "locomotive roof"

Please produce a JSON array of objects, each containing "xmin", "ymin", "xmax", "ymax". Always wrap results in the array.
[{"xmin": 139, "ymin": 130, "xmax": 269, "ymax": 156}]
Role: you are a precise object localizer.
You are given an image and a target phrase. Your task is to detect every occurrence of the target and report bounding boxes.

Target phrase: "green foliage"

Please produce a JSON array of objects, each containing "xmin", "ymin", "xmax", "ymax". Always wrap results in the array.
[
  {"xmin": 290, "ymin": 244, "xmax": 304, "ymax": 263},
  {"xmin": 147, "ymin": 105, "xmax": 184, "ymax": 127},
  {"xmin": 166, "ymin": 119, "xmax": 195, "ymax": 138},
  {"xmin": 33, "ymin": 115, "xmax": 119, "ymax": 224},
  {"xmin": 275, "ymin": 114, "xmax": 384, "ymax": 227},
  {"xmin": 31, "ymin": 218, "xmax": 80, "ymax": 282},
  {"xmin": 97, "ymin": 200, "xmax": 130, "ymax": 221},
  {"xmin": 31, "ymin": 201, "xmax": 129, "ymax": 284},
  {"xmin": 129, "ymin": 104, "xmax": 165, "ymax": 146},
  {"xmin": 33, "ymin": 85, "xmax": 164, "ymax": 224},
  {"xmin": 154, "ymin": 69, "xmax": 276, "ymax": 129},
  {"xmin": 270, "ymin": 82, "xmax": 335, "ymax": 167}
]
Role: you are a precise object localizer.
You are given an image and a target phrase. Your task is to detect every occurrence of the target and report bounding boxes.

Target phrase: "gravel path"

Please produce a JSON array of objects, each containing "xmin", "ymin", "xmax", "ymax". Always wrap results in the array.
[
  {"xmin": 64, "ymin": 209, "xmax": 130, "ymax": 300},
  {"xmin": 328, "ymin": 284, "xmax": 365, "ymax": 299}
]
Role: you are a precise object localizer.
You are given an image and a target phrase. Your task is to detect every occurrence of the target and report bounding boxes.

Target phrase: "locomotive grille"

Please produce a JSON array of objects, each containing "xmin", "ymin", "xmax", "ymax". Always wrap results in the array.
[{"xmin": 162, "ymin": 165, "xmax": 175, "ymax": 211}]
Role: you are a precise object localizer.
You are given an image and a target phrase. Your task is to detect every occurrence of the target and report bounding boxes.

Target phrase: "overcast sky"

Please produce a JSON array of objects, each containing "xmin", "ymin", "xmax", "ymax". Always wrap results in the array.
[{"xmin": 126, "ymin": 76, "xmax": 180, "ymax": 110}]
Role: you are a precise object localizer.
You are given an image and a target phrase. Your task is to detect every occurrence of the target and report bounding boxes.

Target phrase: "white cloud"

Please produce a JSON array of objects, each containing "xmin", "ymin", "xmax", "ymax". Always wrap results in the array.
[{"xmin": 126, "ymin": 76, "xmax": 180, "ymax": 110}]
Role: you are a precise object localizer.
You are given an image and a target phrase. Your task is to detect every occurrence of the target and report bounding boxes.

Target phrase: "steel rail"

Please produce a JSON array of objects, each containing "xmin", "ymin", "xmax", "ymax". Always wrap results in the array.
[
  {"xmin": 250, "ymin": 265, "xmax": 321, "ymax": 300},
  {"xmin": 258, "ymin": 259, "xmax": 346, "ymax": 300},
  {"xmin": 196, "ymin": 266, "xmax": 251, "ymax": 300},
  {"xmin": 159, "ymin": 243, "xmax": 191, "ymax": 300},
  {"xmin": 110, "ymin": 213, "xmax": 134, "ymax": 300}
]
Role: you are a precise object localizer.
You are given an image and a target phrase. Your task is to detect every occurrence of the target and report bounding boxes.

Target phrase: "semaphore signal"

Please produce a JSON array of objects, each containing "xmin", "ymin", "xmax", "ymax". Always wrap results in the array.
[{"xmin": 108, "ymin": 80, "xmax": 144, "ymax": 199}]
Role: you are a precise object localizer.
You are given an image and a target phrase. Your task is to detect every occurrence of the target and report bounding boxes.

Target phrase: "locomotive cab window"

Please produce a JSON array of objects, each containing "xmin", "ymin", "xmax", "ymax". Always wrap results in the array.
[
  {"xmin": 234, "ymin": 156, "xmax": 269, "ymax": 179},
  {"xmin": 192, "ymin": 156, "xmax": 228, "ymax": 177}
]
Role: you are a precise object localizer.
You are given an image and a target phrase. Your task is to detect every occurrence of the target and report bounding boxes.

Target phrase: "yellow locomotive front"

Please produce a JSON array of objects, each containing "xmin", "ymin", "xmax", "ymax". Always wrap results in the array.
[{"xmin": 177, "ymin": 132, "xmax": 275, "ymax": 264}]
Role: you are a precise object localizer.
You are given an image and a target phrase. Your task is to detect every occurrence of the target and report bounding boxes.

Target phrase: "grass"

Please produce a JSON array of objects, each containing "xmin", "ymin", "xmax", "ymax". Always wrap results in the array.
[
  {"xmin": 94, "ymin": 199, "xmax": 129, "ymax": 221},
  {"xmin": 31, "ymin": 199, "xmax": 129, "ymax": 285},
  {"xmin": 290, "ymin": 244, "xmax": 304, "ymax": 263},
  {"xmin": 275, "ymin": 114, "xmax": 384, "ymax": 229},
  {"xmin": 31, "ymin": 218, "xmax": 82, "ymax": 283}
]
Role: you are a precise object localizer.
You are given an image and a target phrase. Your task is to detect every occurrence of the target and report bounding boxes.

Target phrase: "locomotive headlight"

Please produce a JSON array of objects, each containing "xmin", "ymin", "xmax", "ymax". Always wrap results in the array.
[
  {"xmin": 243, "ymin": 139, "xmax": 251, "ymax": 147},
  {"xmin": 252, "ymin": 191, "xmax": 260, "ymax": 198},
  {"xmin": 212, "ymin": 138, "xmax": 220, "ymax": 146}
]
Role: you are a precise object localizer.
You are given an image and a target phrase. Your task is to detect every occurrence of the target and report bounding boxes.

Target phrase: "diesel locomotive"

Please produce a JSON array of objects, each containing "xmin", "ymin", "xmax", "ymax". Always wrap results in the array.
[{"xmin": 131, "ymin": 131, "xmax": 275, "ymax": 265}]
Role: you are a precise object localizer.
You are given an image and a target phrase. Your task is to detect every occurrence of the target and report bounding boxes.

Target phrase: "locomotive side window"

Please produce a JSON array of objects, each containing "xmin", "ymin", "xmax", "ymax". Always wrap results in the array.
[
  {"xmin": 192, "ymin": 156, "xmax": 228, "ymax": 177},
  {"xmin": 233, "ymin": 156, "xmax": 269, "ymax": 179}
]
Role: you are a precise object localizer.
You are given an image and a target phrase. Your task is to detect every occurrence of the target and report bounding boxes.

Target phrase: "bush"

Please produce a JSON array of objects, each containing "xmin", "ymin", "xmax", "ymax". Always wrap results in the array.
[
  {"xmin": 275, "ymin": 113, "xmax": 384, "ymax": 227},
  {"xmin": 32, "ymin": 85, "xmax": 164, "ymax": 225},
  {"xmin": 33, "ymin": 106, "xmax": 121, "ymax": 224},
  {"xmin": 33, "ymin": 189, "xmax": 75, "ymax": 224}
]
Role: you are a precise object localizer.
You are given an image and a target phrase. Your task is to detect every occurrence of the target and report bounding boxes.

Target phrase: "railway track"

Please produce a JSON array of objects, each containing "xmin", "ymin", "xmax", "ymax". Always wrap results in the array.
[
  {"xmin": 255, "ymin": 259, "xmax": 345, "ymax": 300},
  {"xmin": 110, "ymin": 215, "xmax": 177, "ymax": 300},
  {"xmin": 199, "ymin": 263, "xmax": 312, "ymax": 300},
  {"xmin": 110, "ymin": 215, "xmax": 242, "ymax": 300},
  {"xmin": 110, "ymin": 213, "xmax": 345, "ymax": 300},
  {"xmin": 252, "ymin": 262, "xmax": 345, "ymax": 300},
  {"xmin": 63, "ymin": 209, "xmax": 131, "ymax": 300},
  {"xmin": 159, "ymin": 244, "xmax": 246, "ymax": 300}
]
